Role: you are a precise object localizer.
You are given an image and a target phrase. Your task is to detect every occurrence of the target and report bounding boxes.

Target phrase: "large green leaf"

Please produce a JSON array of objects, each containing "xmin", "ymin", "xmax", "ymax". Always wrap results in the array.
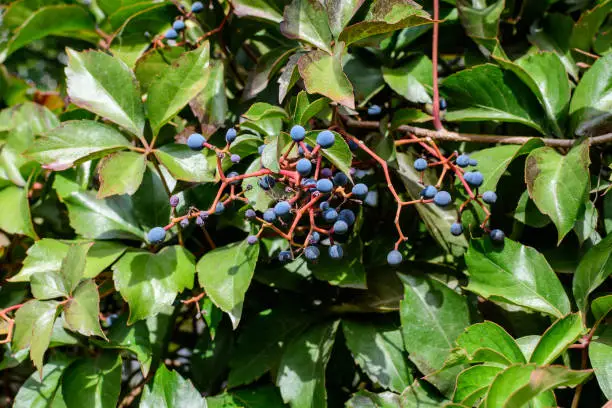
[
  {"xmin": 197, "ymin": 240, "xmax": 260, "ymax": 329},
  {"xmin": 326, "ymin": 0, "xmax": 364, "ymax": 38},
  {"xmin": 343, "ymin": 319, "xmax": 412, "ymax": 393},
  {"xmin": 569, "ymin": 53, "xmax": 612, "ymax": 136},
  {"xmin": 465, "ymin": 238, "xmax": 571, "ymax": 318},
  {"xmin": 529, "ymin": 314, "xmax": 584, "ymax": 366},
  {"xmin": 134, "ymin": 47, "xmax": 185, "ymax": 94},
  {"xmin": 453, "ymin": 365, "xmax": 503, "ymax": 405},
  {"xmin": 232, "ymin": 0, "xmax": 284, "ymax": 23},
  {"xmin": 13, "ymin": 299, "xmax": 59, "ymax": 373},
  {"xmin": 382, "ymin": 54, "xmax": 432, "ymax": 104},
  {"xmin": 442, "ymin": 64, "xmax": 547, "ymax": 134},
  {"xmin": 573, "ymin": 234, "xmax": 612, "ymax": 315},
  {"xmin": 399, "ymin": 273, "xmax": 471, "ymax": 394},
  {"xmin": 97, "ymin": 151, "xmax": 147, "ymax": 198},
  {"xmin": 456, "ymin": 0, "xmax": 503, "ymax": 39},
  {"xmin": 0, "ymin": 185, "xmax": 37, "ymax": 239},
  {"xmin": 25, "ymin": 120, "xmax": 131, "ymax": 171},
  {"xmin": 280, "ymin": 0, "xmax": 333, "ymax": 53},
  {"xmin": 113, "ymin": 246, "xmax": 195, "ymax": 324},
  {"xmin": 228, "ymin": 308, "xmax": 312, "ymax": 388},
  {"xmin": 527, "ymin": 13, "xmax": 578, "ymax": 80},
  {"xmin": 590, "ymin": 324, "xmax": 612, "ymax": 400},
  {"xmin": 146, "ymin": 43, "xmax": 211, "ymax": 136},
  {"xmin": 64, "ymin": 280, "xmax": 106, "ymax": 338},
  {"xmin": 456, "ymin": 321, "xmax": 526, "ymax": 365},
  {"xmin": 277, "ymin": 320, "xmax": 339, "ymax": 408},
  {"xmin": 298, "ymin": 43, "xmax": 355, "ymax": 109},
  {"xmin": 65, "ymin": 49, "xmax": 145, "ymax": 137},
  {"xmin": 13, "ymin": 355, "xmax": 73, "ymax": 408},
  {"xmin": 154, "ymin": 144, "xmax": 216, "ymax": 183},
  {"xmin": 61, "ymin": 353, "xmax": 122, "ymax": 408},
  {"xmin": 525, "ymin": 143, "xmax": 590, "ymax": 243},
  {"xmin": 140, "ymin": 364, "xmax": 207, "ymax": 408}
]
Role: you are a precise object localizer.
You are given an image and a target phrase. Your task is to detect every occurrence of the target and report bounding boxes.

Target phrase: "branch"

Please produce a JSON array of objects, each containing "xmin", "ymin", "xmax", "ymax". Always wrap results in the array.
[{"xmin": 344, "ymin": 118, "xmax": 612, "ymax": 147}]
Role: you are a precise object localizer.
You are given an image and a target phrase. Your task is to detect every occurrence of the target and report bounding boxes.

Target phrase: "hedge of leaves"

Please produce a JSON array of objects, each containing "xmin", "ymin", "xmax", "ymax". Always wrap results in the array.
[{"xmin": 0, "ymin": 0, "xmax": 611, "ymax": 407}]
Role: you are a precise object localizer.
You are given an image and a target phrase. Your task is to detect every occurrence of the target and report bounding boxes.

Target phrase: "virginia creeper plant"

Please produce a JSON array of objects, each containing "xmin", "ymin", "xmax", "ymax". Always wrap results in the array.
[{"xmin": 0, "ymin": 0, "xmax": 611, "ymax": 407}]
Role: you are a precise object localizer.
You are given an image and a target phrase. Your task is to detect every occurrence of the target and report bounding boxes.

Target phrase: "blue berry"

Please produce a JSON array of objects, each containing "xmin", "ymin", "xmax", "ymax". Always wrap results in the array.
[
  {"xmin": 169, "ymin": 195, "xmax": 179, "ymax": 207},
  {"xmin": 490, "ymin": 229, "xmax": 505, "ymax": 243},
  {"xmin": 274, "ymin": 201, "xmax": 291, "ymax": 216},
  {"xmin": 215, "ymin": 202, "xmax": 225, "ymax": 214},
  {"xmin": 420, "ymin": 185, "xmax": 438, "ymax": 199},
  {"xmin": 278, "ymin": 250, "xmax": 292, "ymax": 263},
  {"xmin": 196, "ymin": 216, "xmax": 205, "ymax": 226},
  {"xmin": 301, "ymin": 178, "xmax": 316, "ymax": 188},
  {"xmin": 450, "ymin": 222, "xmax": 463, "ymax": 236},
  {"xmin": 364, "ymin": 191, "xmax": 378, "ymax": 207},
  {"xmin": 147, "ymin": 227, "xmax": 166, "ymax": 243},
  {"xmin": 187, "ymin": 133, "xmax": 205, "ymax": 150},
  {"xmin": 179, "ymin": 218, "xmax": 189, "ymax": 228},
  {"xmin": 227, "ymin": 171, "xmax": 240, "ymax": 185},
  {"xmin": 247, "ymin": 235, "xmax": 258, "ymax": 245},
  {"xmin": 348, "ymin": 139, "xmax": 359, "ymax": 151},
  {"xmin": 173, "ymin": 20, "xmax": 185, "ymax": 31},
  {"xmin": 482, "ymin": 191, "xmax": 497, "ymax": 204},
  {"xmin": 414, "ymin": 158, "xmax": 428, "ymax": 172},
  {"xmin": 352, "ymin": 183, "xmax": 368, "ymax": 198},
  {"xmin": 245, "ymin": 209, "xmax": 256, "ymax": 219},
  {"xmin": 333, "ymin": 172, "xmax": 348, "ymax": 186},
  {"xmin": 320, "ymin": 168, "xmax": 332, "ymax": 178},
  {"xmin": 316, "ymin": 130, "xmax": 335, "ymax": 148},
  {"xmin": 439, "ymin": 98, "xmax": 447, "ymax": 110},
  {"xmin": 290, "ymin": 125, "xmax": 306, "ymax": 141},
  {"xmin": 191, "ymin": 1, "xmax": 204, "ymax": 12},
  {"xmin": 258, "ymin": 144, "xmax": 266, "ymax": 155},
  {"xmin": 456, "ymin": 154, "xmax": 470, "ymax": 168},
  {"xmin": 309, "ymin": 232, "xmax": 320, "ymax": 244},
  {"xmin": 434, "ymin": 191, "xmax": 452, "ymax": 207},
  {"xmin": 263, "ymin": 209, "xmax": 276, "ymax": 222},
  {"xmin": 165, "ymin": 28, "xmax": 178, "ymax": 39},
  {"xmin": 225, "ymin": 128, "xmax": 237, "ymax": 143},
  {"xmin": 333, "ymin": 220, "xmax": 349, "ymax": 234},
  {"xmin": 296, "ymin": 158, "xmax": 312, "ymax": 176},
  {"xmin": 323, "ymin": 209, "xmax": 338, "ymax": 223},
  {"xmin": 469, "ymin": 158, "xmax": 478, "ymax": 166},
  {"xmin": 259, "ymin": 175, "xmax": 275, "ymax": 190},
  {"xmin": 329, "ymin": 244, "xmax": 343, "ymax": 259},
  {"xmin": 368, "ymin": 104, "xmax": 382, "ymax": 116},
  {"xmin": 316, "ymin": 179, "xmax": 333, "ymax": 194},
  {"xmin": 199, "ymin": 211, "xmax": 209, "ymax": 219},
  {"xmin": 298, "ymin": 143, "xmax": 313, "ymax": 156},
  {"xmin": 465, "ymin": 171, "xmax": 484, "ymax": 187},
  {"xmin": 230, "ymin": 154, "xmax": 241, "ymax": 163},
  {"xmin": 338, "ymin": 209, "xmax": 355, "ymax": 226},
  {"xmin": 304, "ymin": 246, "xmax": 320, "ymax": 261},
  {"xmin": 319, "ymin": 201, "xmax": 330, "ymax": 211},
  {"xmin": 387, "ymin": 250, "xmax": 403, "ymax": 266}
]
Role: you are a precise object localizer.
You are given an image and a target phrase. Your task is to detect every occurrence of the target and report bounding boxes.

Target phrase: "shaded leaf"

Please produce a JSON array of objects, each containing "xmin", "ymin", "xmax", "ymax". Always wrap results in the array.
[
  {"xmin": 573, "ymin": 234, "xmax": 612, "ymax": 315},
  {"xmin": 382, "ymin": 55, "xmax": 432, "ymax": 104},
  {"xmin": 13, "ymin": 354, "xmax": 73, "ymax": 408},
  {"xmin": 61, "ymin": 353, "xmax": 122, "ymax": 408},
  {"xmin": 589, "ymin": 324, "xmax": 612, "ymax": 400},
  {"xmin": 0, "ymin": 186, "xmax": 37, "ymax": 239},
  {"xmin": 280, "ymin": 0, "xmax": 333, "ymax": 53},
  {"xmin": 190, "ymin": 62, "xmax": 228, "ymax": 136},
  {"xmin": 529, "ymin": 314, "xmax": 584, "ymax": 366},
  {"xmin": 326, "ymin": 0, "xmax": 364, "ymax": 38},
  {"xmin": 527, "ymin": 13, "xmax": 578, "ymax": 80}
]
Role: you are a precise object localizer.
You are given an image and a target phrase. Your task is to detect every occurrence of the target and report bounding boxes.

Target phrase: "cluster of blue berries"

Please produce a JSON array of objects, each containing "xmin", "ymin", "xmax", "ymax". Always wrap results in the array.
[{"xmin": 164, "ymin": 1, "xmax": 204, "ymax": 40}]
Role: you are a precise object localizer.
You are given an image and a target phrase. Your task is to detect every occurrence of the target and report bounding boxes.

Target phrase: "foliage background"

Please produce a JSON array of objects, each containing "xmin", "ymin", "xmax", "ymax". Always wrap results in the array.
[{"xmin": 0, "ymin": 0, "xmax": 611, "ymax": 407}]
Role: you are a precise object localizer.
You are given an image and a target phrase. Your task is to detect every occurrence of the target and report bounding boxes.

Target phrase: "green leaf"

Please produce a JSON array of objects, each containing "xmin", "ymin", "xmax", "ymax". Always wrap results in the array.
[
  {"xmin": 527, "ymin": 13, "xmax": 578, "ymax": 80},
  {"xmin": 13, "ymin": 299, "xmax": 59, "ymax": 373},
  {"xmin": 382, "ymin": 55, "xmax": 432, "ymax": 104},
  {"xmin": 242, "ymin": 157, "xmax": 276, "ymax": 211},
  {"xmin": 399, "ymin": 273, "xmax": 471, "ymax": 394},
  {"xmin": 64, "ymin": 280, "xmax": 106, "ymax": 338},
  {"xmin": 338, "ymin": 1, "xmax": 431, "ymax": 46},
  {"xmin": 190, "ymin": 61, "xmax": 228, "ymax": 135},
  {"xmin": 30, "ymin": 272, "xmax": 68, "ymax": 300},
  {"xmin": 65, "ymin": 49, "xmax": 145, "ymax": 137},
  {"xmin": 60, "ymin": 242, "xmax": 93, "ymax": 294},
  {"xmin": 243, "ymin": 102, "xmax": 288, "ymax": 122},
  {"xmin": 494, "ymin": 52, "xmax": 571, "ymax": 137},
  {"xmin": 343, "ymin": 319, "xmax": 412, "ymax": 393},
  {"xmin": 442, "ymin": 64, "xmax": 547, "ymax": 134},
  {"xmin": 25, "ymin": 120, "xmax": 131, "ymax": 171},
  {"xmin": 504, "ymin": 366, "xmax": 592, "ymax": 407},
  {"xmin": 244, "ymin": 47, "xmax": 296, "ymax": 100},
  {"xmin": 346, "ymin": 390, "xmax": 400, "ymax": 408},
  {"xmin": 465, "ymin": 238, "xmax": 571, "ymax": 318},
  {"xmin": 232, "ymin": 0, "xmax": 284, "ymax": 23},
  {"xmin": 514, "ymin": 190, "xmax": 551, "ymax": 228},
  {"xmin": 280, "ymin": 0, "xmax": 333, "ymax": 53},
  {"xmin": 453, "ymin": 365, "xmax": 503, "ymax": 406},
  {"xmin": 326, "ymin": 0, "xmax": 364, "ymax": 38},
  {"xmin": 456, "ymin": 321, "xmax": 526, "ymax": 365},
  {"xmin": 155, "ymin": 144, "xmax": 216, "ymax": 183},
  {"xmin": 589, "ymin": 324, "xmax": 612, "ymax": 400},
  {"xmin": 113, "ymin": 246, "xmax": 195, "ymax": 324},
  {"xmin": 569, "ymin": 53, "xmax": 612, "ymax": 136},
  {"xmin": 456, "ymin": 0, "xmax": 503, "ymax": 39},
  {"xmin": 277, "ymin": 320, "xmax": 339, "ymax": 408},
  {"xmin": 197, "ymin": 240, "xmax": 260, "ymax": 329},
  {"xmin": 140, "ymin": 364, "xmax": 207, "ymax": 408},
  {"xmin": 570, "ymin": 0, "xmax": 612, "ymax": 58},
  {"xmin": 400, "ymin": 381, "xmax": 447, "ymax": 407},
  {"xmin": 207, "ymin": 386, "xmax": 285, "ymax": 408},
  {"xmin": 304, "ymin": 130, "xmax": 353, "ymax": 184},
  {"xmin": 146, "ymin": 43, "xmax": 211, "ymax": 136},
  {"xmin": 97, "ymin": 151, "xmax": 146, "ymax": 198},
  {"xmin": 0, "ymin": 186, "xmax": 37, "ymax": 239},
  {"xmin": 343, "ymin": 55, "xmax": 385, "ymax": 104},
  {"xmin": 298, "ymin": 43, "xmax": 355, "ymax": 109},
  {"xmin": 13, "ymin": 355, "xmax": 73, "ymax": 408},
  {"xmin": 61, "ymin": 353, "xmax": 122, "ymax": 408},
  {"xmin": 309, "ymin": 238, "xmax": 366, "ymax": 288},
  {"xmin": 592, "ymin": 294, "xmax": 612, "ymax": 321},
  {"xmin": 1, "ymin": 5, "xmax": 96, "ymax": 62},
  {"xmin": 573, "ymin": 234, "xmax": 612, "ymax": 315},
  {"xmin": 529, "ymin": 314, "xmax": 584, "ymax": 366},
  {"xmin": 525, "ymin": 143, "xmax": 590, "ymax": 243},
  {"xmin": 484, "ymin": 364, "xmax": 537, "ymax": 408},
  {"xmin": 134, "ymin": 47, "xmax": 185, "ymax": 94},
  {"xmin": 228, "ymin": 308, "xmax": 312, "ymax": 388}
]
